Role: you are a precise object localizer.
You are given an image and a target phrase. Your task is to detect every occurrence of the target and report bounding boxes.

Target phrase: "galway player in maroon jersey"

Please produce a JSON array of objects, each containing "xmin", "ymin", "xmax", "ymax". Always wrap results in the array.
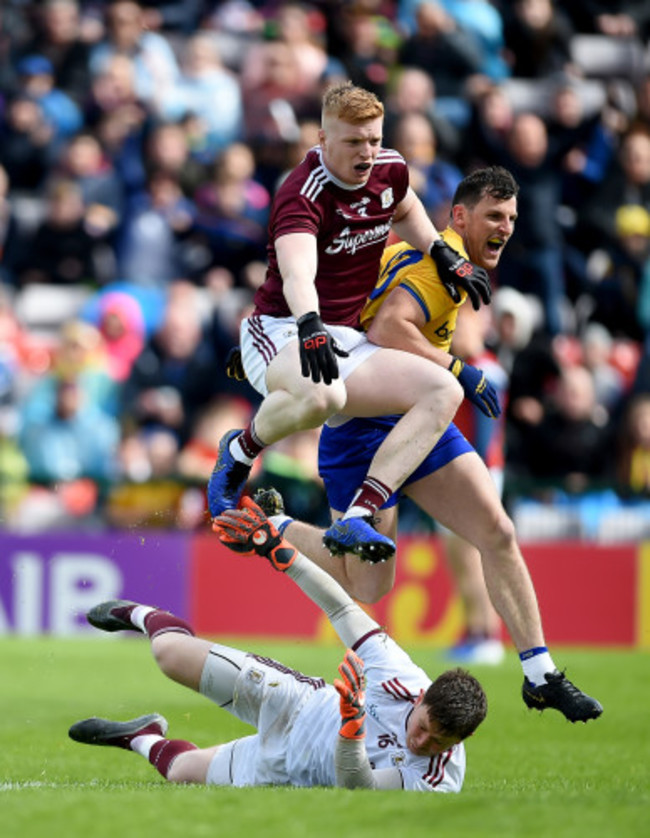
[{"xmin": 208, "ymin": 82, "xmax": 491, "ymax": 562}]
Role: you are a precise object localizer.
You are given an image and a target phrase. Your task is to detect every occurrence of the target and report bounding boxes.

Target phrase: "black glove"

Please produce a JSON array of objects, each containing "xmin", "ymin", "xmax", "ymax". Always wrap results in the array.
[
  {"xmin": 225, "ymin": 346, "xmax": 246, "ymax": 381},
  {"xmin": 449, "ymin": 356, "xmax": 501, "ymax": 418},
  {"xmin": 297, "ymin": 312, "xmax": 348, "ymax": 385},
  {"xmin": 429, "ymin": 240, "xmax": 491, "ymax": 311}
]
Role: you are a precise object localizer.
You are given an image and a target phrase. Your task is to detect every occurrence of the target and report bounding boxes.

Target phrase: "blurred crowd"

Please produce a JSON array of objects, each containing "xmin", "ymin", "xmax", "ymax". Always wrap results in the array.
[{"xmin": 1, "ymin": 0, "xmax": 650, "ymax": 538}]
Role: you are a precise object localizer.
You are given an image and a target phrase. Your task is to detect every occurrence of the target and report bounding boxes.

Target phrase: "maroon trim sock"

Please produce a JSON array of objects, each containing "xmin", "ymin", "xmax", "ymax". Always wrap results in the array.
[
  {"xmin": 143, "ymin": 611, "xmax": 196, "ymax": 640},
  {"xmin": 149, "ymin": 739, "xmax": 198, "ymax": 778},
  {"xmin": 237, "ymin": 422, "xmax": 266, "ymax": 460},
  {"xmin": 348, "ymin": 477, "xmax": 393, "ymax": 516}
]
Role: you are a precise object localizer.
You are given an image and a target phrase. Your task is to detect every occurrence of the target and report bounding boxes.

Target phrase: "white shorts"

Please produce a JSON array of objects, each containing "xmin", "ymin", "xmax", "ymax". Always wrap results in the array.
[
  {"xmin": 203, "ymin": 652, "xmax": 326, "ymax": 787},
  {"xmin": 240, "ymin": 314, "xmax": 379, "ymax": 397}
]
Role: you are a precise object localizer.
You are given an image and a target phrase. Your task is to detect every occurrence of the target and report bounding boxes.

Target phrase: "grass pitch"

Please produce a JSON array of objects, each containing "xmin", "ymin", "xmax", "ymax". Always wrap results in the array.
[{"xmin": 2, "ymin": 637, "xmax": 648, "ymax": 838}]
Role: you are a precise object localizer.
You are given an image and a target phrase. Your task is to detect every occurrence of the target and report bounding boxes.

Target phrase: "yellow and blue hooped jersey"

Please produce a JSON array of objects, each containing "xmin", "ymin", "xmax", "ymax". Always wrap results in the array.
[{"xmin": 360, "ymin": 227, "xmax": 468, "ymax": 352}]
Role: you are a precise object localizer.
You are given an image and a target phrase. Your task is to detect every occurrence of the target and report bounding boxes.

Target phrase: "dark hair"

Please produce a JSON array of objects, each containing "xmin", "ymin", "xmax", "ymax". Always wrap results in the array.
[
  {"xmin": 423, "ymin": 668, "xmax": 487, "ymax": 739},
  {"xmin": 452, "ymin": 166, "xmax": 519, "ymax": 209}
]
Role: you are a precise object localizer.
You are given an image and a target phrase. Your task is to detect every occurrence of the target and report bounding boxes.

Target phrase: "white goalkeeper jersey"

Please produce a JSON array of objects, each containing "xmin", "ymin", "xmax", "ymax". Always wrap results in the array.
[{"xmin": 286, "ymin": 629, "xmax": 466, "ymax": 793}]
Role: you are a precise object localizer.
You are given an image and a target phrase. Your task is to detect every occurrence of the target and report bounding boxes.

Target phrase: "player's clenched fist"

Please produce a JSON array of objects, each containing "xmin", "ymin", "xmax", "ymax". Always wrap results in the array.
[
  {"xmin": 429, "ymin": 239, "xmax": 491, "ymax": 311},
  {"xmin": 449, "ymin": 356, "xmax": 501, "ymax": 418},
  {"xmin": 334, "ymin": 649, "xmax": 367, "ymax": 740},
  {"xmin": 297, "ymin": 311, "xmax": 349, "ymax": 385},
  {"xmin": 212, "ymin": 497, "xmax": 297, "ymax": 572}
]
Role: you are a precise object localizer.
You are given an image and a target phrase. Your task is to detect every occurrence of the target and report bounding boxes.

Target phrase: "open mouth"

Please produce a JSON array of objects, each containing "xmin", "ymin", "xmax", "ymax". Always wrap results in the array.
[
  {"xmin": 354, "ymin": 162, "xmax": 372, "ymax": 174},
  {"xmin": 486, "ymin": 237, "xmax": 504, "ymax": 254}
]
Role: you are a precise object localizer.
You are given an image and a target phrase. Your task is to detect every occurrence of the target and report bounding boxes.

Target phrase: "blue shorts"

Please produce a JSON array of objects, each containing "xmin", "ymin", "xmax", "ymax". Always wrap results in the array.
[{"xmin": 318, "ymin": 417, "xmax": 473, "ymax": 511}]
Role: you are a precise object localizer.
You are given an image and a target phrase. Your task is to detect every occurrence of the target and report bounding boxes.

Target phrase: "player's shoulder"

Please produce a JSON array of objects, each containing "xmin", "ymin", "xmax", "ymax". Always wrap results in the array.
[
  {"xmin": 375, "ymin": 147, "xmax": 407, "ymax": 167},
  {"xmin": 442, "ymin": 227, "xmax": 468, "ymax": 259},
  {"xmin": 381, "ymin": 240, "xmax": 426, "ymax": 271},
  {"xmin": 277, "ymin": 147, "xmax": 329, "ymax": 203}
]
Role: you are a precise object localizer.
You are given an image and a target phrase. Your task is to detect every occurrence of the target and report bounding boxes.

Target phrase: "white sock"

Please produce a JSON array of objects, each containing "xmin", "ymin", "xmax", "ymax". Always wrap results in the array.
[
  {"xmin": 230, "ymin": 437, "xmax": 255, "ymax": 466},
  {"xmin": 269, "ymin": 514, "xmax": 293, "ymax": 534},
  {"xmin": 130, "ymin": 734, "xmax": 164, "ymax": 758},
  {"xmin": 342, "ymin": 506, "xmax": 369, "ymax": 520},
  {"xmin": 521, "ymin": 652, "xmax": 556, "ymax": 686},
  {"xmin": 130, "ymin": 605, "xmax": 155, "ymax": 633}
]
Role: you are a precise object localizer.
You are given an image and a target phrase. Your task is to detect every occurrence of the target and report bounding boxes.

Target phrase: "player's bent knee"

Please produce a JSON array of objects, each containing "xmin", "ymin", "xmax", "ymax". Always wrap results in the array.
[
  {"xmin": 346, "ymin": 569, "xmax": 394, "ymax": 604},
  {"xmin": 166, "ymin": 750, "xmax": 209, "ymax": 784},
  {"xmin": 481, "ymin": 511, "xmax": 517, "ymax": 555},
  {"xmin": 151, "ymin": 634, "xmax": 206, "ymax": 688},
  {"xmin": 295, "ymin": 386, "xmax": 346, "ymax": 426}
]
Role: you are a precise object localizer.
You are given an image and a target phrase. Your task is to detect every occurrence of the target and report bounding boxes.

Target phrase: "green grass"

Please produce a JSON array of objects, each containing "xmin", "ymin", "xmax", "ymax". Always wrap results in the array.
[{"xmin": 2, "ymin": 638, "xmax": 648, "ymax": 838}]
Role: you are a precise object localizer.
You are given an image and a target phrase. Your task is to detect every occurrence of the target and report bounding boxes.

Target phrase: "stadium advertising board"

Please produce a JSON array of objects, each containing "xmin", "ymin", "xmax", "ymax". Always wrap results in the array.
[
  {"xmin": 0, "ymin": 532, "xmax": 647, "ymax": 646},
  {"xmin": 0, "ymin": 532, "xmax": 189, "ymax": 635}
]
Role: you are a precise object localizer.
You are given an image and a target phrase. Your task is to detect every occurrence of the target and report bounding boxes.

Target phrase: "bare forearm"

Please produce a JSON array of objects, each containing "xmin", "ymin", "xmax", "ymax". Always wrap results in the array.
[
  {"xmin": 391, "ymin": 188, "xmax": 441, "ymax": 253},
  {"xmin": 367, "ymin": 315, "xmax": 452, "ymax": 367},
  {"xmin": 275, "ymin": 232, "xmax": 320, "ymax": 318}
]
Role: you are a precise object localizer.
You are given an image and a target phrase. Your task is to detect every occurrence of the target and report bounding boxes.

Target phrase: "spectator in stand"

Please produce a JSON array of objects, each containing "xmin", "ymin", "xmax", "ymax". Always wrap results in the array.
[
  {"xmin": 384, "ymin": 67, "xmax": 462, "ymax": 164},
  {"xmin": 141, "ymin": 121, "xmax": 207, "ymax": 201},
  {"xmin": 482, "ymin": 112, "xmax": 574, "ymax": 334},
  {"xmin": 243, "ymin": 2, "xmax": 330, "ymax": 94},
  {"xmin": 547, "ymin": 79, "xmax": 623, "ymax": 215},
  {"xmin": 14, "ymin": 0, "xmax": 92, "ymax": 107},
  {"xmin": 458, "ymin": 82, "xmax": 514, "ymax": 171},
  {"xmin": 85, "ymin": 51, "xmax": 147, "ymax": 130},
  {"xmin": 116, "ymin": 167, "xmax": 197, "ymax": 289},
  {"xmin": 241, "ymin": 39, "xmax": 321, "ymax": 186},
  {"xmin": 17, "ymin": 316, "xmax": 121, "ymax": 530},
  {"xmin": 563, "ymin": 1, "xmax": 650, "ymax": 39},
  {"xmin": 508, "ymin": 362, "xmax": 615, "ymax": 494},
  {"xmin": 0, "ymin": 164, "xmax": 22, "ymax": 286},
  {"xmin": 177, "ymin": 395, "xmax": 255, "ymax": 486},
  {"xmin": 88, "ymin": 0, "xmax": 180, "ymax": 108},
  {"xmin": 397, "ymin": 2, "xmax": 484, "ymax": 128},
  {"xmin": 57, "ymin": 131, "xmax": 124, "ymax": 238},
  {"xmin": 439, "ymin": 0, "xmax": 510, "ymax": 83},
  {"xmin": 502, "ymin": 0, "xmax": 575, "ymax": 80},
  {"xmin": 154, "ymin": 33, "xmax": 243, "ymax": 157},
  {"xmin": 335, "ymin": 7, "xmax": 399, "ymax": 101},
  {"xmin": 580, "ymin": 322, "xmax": 628, "ymax": 415},
  {"xmin": 93, "ymin": 290, "xmax": 146, "ymax": 383},
  {"xmin": 489, "ymin": 286, "xmax": 560, "ymax": 480},
  {"xmin": 14, "ymin": 53, "xmax": 83, "ymax": 145},
  {"xmin": 391, "ymin": 111, "xmax": 463, "ymax": 230},
  {"xmin": 572, "ymin": 127, "xmax": 650, "ymax": 258},
  {"xmin": 582, "ymin": 204, "xmax": 650, "ymax": 342},
  {"xmin": 121, "ymin": 281, "xmax": 225, "ymax": 447},
  {"xmin": 0, "ymin": 93, "xmax": 56, "ymax": 192},
  {"xmin": 11, "ymin": 177, "xmax": 114, "ymax": 287},
  {"xmin": 136, "ymin": 0, "xmax": 206, "ymax": 35},
  {"xmin": 19, "ymin": 375, "xmax": 120, "ymax": 485},
  {"xmin": 193, "ymin": 142, "xmax": 271, "ymax": 281},
  {"xmin": 616, "ymin": 392, "xmax": 650, "ymax": 496}
]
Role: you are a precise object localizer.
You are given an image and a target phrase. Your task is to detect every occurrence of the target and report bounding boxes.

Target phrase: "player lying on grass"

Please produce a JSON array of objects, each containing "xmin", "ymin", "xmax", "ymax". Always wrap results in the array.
[
  {"xmin": 69, "ymin": 499, "xmax": 487, "ymax": 792},
  {"xmin": 225, "ymin": 166, "xmax": 603, "ymax": 724}
]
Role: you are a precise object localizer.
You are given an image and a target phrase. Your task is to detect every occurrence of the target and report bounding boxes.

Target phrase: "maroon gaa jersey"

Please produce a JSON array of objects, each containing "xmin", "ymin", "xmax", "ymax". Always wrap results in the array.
[{"xmin": 253, "ymin": 146, "xmax": 409, "ymax": 329}]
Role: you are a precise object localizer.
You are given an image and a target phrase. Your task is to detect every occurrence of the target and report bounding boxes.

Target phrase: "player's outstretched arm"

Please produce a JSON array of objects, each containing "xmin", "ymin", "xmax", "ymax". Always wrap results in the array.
[{"xmin": 212, "ymin": 498, "xmax": 378, "ymax": 647}]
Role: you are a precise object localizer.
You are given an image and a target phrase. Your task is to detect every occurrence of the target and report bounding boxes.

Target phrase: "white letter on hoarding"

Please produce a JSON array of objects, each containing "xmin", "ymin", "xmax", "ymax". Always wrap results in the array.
[
  {"xmin": 50, "ymin": 555, "xmax": 123, "ymax": 636},
  {"xmin": 13, "ymin": 553, "xmax": 43, "ymax": 635}
]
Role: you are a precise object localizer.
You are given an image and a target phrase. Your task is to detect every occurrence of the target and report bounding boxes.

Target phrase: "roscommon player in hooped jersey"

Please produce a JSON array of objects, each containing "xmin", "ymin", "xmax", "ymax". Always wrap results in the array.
[
  {"xmin": 69, "ymin": 498, "xmax": 487, "ymax": 792},
  {"xmin": 255, "ymin": 167, "xmax": 603, "ymax": 724},
  {"xmin": 207, "ymin": 81, "xmax": 492, "ymax": 563}
]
